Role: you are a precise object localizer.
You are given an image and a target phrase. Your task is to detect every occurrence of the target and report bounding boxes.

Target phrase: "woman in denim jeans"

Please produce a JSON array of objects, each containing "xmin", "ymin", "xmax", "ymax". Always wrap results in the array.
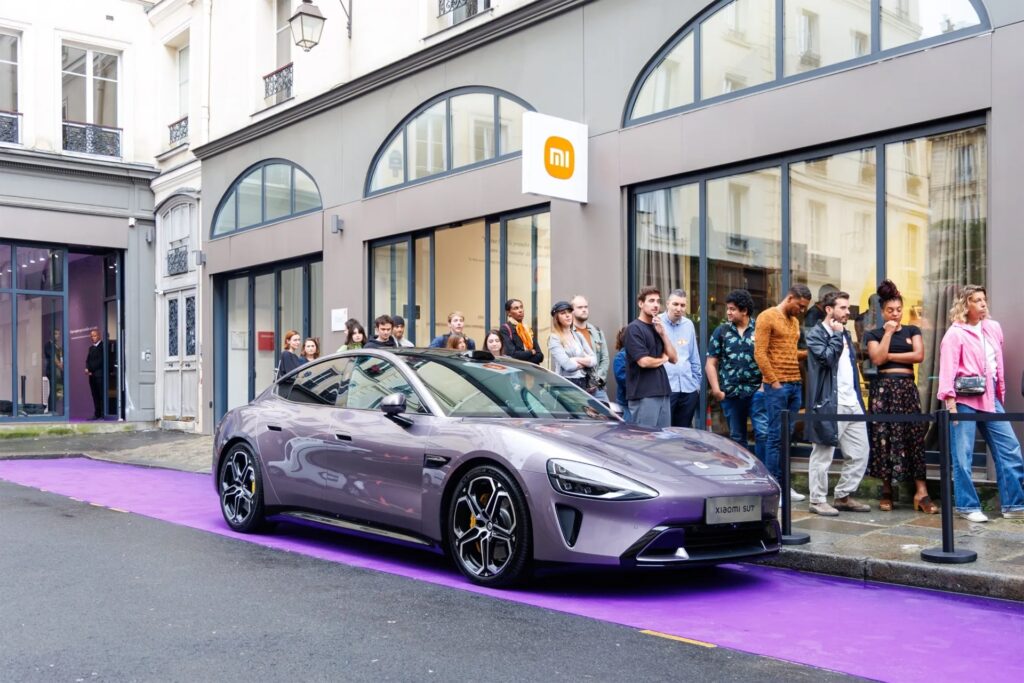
[{"xmin": 937, "ymin": 285, "xmax": 1024, "ymax": 522}]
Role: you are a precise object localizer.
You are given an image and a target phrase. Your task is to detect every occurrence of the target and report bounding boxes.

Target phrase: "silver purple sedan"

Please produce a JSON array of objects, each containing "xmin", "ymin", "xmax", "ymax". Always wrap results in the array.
[{"xmin": 214, "ymin": 348, "xmax": 781, "ymax": 587}]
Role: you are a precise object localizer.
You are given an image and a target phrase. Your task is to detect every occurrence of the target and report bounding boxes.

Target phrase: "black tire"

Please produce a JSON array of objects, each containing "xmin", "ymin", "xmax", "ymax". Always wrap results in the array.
[
  {"xmin": 447, "ymin": 465, "xmax": 531, "ymax": 588},
  {"xmin": 218, "ymin": 443, "xmax": 269, "ymax": 533}
]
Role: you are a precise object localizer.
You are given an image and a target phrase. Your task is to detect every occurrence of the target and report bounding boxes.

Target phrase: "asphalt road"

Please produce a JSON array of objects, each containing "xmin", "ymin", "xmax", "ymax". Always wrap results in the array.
[{"xmin": 0, "ymin": 481, "xmax": 859, "ymax": 682}]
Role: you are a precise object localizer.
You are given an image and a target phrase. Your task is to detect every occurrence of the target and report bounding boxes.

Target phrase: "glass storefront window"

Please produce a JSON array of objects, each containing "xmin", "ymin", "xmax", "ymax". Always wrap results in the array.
[
  {"xmin": 886, "ymin": 126, "xmax": 986, "ymax": 413},
  {"xmin": 784, "ymin": 0, "xmax": 872, "ymax": 76},
  {"xmin": 881, "ymin": 0, "xmax": 981, "ymax": 51},
  {"xmin": 635, "ymin": 183, "xmax": 700, "ymax": 316},
  {"xmin": 371, "ymin": 241, "xmax": 410, "ymax": 325},
  {"xmin": 370, "ymin": 135, "xmax": 405, "ymax": 193},
  {"xmin": 237, "ymin": 172, "xmax": 262, "ymax": 228},
  {"xmin": 451, "ymin": 93, "xmax": 495, "ymax": 169},
  {"xmin": 226, "ymin": 276, "xmax": 248, "ymax": 411},
  {"xmin": 212, "ymin": 161, "xmax": 321, "ymax": 237},
  {"xmin": 279, "ymin": 266, "xmax": 304, "ymax": 345},
  {"xmin": 16, "ymin": 294, "xmax": 64, "ymax": 416},
  {"xmin": 631, "ymin": 33, "xmax": 694, "ymax": 119},
  {"xmin": 17, "ymin": 246, "xmax": 63, "ymax": 291},
  {"xmin": 498, "ymin": 97, "xmax": 525, "ymax": 156},
  {"xmin": 701, "ymin": 0, "xmax": 775, "ymax": 99},
  {"xmin": 0, "ymin": 244, "xmax": 11, "ymax": 289},
  {"xmin": 295, "ymin": 170, "xmax": 321, "ymax": 213},
  {"xmin": 407, "ymin": 102, "xmax": 447, "ymax": 181},
  {"xmin": 0, "ymin": 293, "xmax": 11, "ymax": 416},
  {"xmin": 790, "ymin": 149, "xmax": 877, "ymax": 374},
  {"xmin": 253, "ymin": 274, "xmax": 275, "ymax": 394},
  {"xmin": 264, "ymin": 164, "xmax": 293, "ymax": 222},
  {"xmin": 435, "ymin": 222, "xmax": 486, "ymax": 343},
  {"xmin": 309, "ymin": 262, "xmax": 323, "ymax": 342},
  {"xmin": 414, "ymin": 237, "xmax": 432, "ymax": 345},
  {"xmin": 507, "ymin": 213, "xmax": 551, "ymax": 347}
]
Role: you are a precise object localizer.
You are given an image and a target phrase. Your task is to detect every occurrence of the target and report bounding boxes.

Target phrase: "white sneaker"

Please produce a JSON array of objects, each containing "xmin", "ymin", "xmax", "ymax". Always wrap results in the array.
[
  {"xmin": 790, "ymin": 488, "xmax": 806, "ymax": 502},
  {"xmin": 959, "ymin": 511, "xmax": 989, "ymax": 523}
]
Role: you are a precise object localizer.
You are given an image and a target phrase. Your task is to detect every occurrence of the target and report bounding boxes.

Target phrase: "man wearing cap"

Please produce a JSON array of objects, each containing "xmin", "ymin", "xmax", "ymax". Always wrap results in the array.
[
  {"xmin": 430, "ymin": 311, "xmax": 477, "ymax": 350},
  {"xmin": 391, "ymin": 315, "xmax": 414, "ymax": 347},
  {"xmin": 499, "ymin": 298, "xmax": 544, "ymax": 365}
]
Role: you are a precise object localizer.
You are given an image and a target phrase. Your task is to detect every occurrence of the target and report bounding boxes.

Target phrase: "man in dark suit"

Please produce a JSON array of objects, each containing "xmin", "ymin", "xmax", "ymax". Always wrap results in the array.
[{"xmin": 86, "ymin": 329, "xmax": 104, "ymax": 420}]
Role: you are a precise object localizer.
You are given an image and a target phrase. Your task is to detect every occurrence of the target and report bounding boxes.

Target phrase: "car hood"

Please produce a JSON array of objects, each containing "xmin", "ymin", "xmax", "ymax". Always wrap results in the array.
[{"xmin": 469, "ymin": 419, "xmax": 770, "ymax": 482}]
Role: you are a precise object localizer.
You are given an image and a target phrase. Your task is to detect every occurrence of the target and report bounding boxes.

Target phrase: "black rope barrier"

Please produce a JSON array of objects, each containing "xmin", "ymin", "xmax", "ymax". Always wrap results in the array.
[{"xmin": 777, "ymin": 409, "xmax": 1024, "ymax": 563}]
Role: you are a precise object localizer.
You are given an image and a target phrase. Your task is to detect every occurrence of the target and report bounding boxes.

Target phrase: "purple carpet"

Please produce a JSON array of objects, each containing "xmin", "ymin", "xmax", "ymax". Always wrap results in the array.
[{"xmin": 1, "ymin": 457, "xmax": 1021, "ymax": 681}]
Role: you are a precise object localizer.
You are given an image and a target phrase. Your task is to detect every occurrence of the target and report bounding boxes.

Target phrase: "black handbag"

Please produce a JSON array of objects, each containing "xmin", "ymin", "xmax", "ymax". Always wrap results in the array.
[{"xmin": 954, "ymin": 375, "xmax": 986, "ymax": 396}]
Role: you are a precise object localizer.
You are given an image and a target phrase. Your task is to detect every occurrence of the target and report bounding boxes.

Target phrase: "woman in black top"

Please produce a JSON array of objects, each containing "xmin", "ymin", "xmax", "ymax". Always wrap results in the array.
[
  {"xmin": 864, "ymin": 280, "xmax": 935, "ymax": 513},
  {"xmin": 277, "ymin": 329, "xmax": 306, "ymax": 380}
]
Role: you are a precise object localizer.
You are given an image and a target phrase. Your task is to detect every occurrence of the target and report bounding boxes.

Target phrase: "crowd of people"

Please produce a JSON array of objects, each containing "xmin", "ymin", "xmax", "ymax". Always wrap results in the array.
[{"xmin": 275, "ymin": 280, "xmax": 1023, "ymax": 523}]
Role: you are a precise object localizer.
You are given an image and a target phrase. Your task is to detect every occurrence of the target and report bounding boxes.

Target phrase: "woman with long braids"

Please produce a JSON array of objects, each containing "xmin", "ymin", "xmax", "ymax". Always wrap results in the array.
[{"xmin": 864, "ymin": 280, "xmax": 935, "ymax": 513}]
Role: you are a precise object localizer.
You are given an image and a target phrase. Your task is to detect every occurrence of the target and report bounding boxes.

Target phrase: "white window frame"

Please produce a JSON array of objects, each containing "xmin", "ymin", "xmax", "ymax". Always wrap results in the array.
[
  {"xmin": 0, "ymin": 29, "xmax": 18, "ymax": 113},
  {"xmin": 177, "ymin": 44, "xmax": 190, "ymax": 119},
  {"xmin": 60, "ymin": 43, "xmax": 120, "ymax": 129}
]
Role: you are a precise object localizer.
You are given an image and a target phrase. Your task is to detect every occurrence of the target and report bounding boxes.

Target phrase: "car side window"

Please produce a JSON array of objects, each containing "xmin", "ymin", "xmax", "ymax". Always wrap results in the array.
[
  {"xmin": 281, "ymin": 358, "xmax": 351, "ymax": 406},
  {"xmin": 343, "ymin": 355, "xmax": 427, "ymax": 414}
]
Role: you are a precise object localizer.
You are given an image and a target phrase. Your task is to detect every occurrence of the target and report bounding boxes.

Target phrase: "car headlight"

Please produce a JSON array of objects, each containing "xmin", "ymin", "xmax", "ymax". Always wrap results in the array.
[{"xmin": 547, "ymin": 459, "xmax": 658, "ymax": 501}]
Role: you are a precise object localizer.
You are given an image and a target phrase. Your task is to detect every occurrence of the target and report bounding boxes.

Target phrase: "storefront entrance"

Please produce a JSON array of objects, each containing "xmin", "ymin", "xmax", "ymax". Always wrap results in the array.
[{"xmin": 0, "ymin": 242, "xmax": 122, "ymax": 422}]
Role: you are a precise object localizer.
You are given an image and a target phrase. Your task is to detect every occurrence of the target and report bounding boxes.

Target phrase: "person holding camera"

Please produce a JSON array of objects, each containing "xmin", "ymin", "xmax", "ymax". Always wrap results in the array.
[
  {"xmin": 548, "ymin": 301, "xmax": 597, "ymax": 391},
  {"xmin": 658, "ymin": 289, "xmax": 702, "ymax": 428},
  {"xmin": 938, "ymin": 285, "xmax": 1024, "ymax": 522},
  {"xmin": 572, "ymin": 295, "xmax": 609, "ymax": 400}
]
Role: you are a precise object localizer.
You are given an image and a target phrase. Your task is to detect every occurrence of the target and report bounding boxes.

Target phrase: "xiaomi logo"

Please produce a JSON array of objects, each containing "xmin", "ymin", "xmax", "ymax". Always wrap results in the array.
[{"xmin": 544, "ymin": 136, "xmax": 575, "ymax": 180}]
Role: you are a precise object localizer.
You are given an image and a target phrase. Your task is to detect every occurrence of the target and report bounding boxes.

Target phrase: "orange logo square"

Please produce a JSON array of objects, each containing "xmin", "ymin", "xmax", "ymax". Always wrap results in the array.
[{"xmin": 544, "ymin": 136, "xmax": 574, "ymax": 180}]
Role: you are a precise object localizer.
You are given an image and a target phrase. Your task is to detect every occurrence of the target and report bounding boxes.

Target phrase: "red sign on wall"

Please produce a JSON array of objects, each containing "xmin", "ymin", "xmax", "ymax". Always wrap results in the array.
[{"xmin": 257, "ymin": 331, "xmax": 276, "ymax": 351}]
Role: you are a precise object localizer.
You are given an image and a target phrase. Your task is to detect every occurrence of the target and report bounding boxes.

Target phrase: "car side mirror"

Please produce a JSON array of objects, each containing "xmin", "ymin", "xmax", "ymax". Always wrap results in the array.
[{"xmin": 381, "ymin": 392, "xmax": 407, "ymax": 417}]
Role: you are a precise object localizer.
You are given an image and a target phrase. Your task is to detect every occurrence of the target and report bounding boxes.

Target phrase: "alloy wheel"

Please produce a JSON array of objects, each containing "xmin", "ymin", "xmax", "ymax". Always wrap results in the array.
[
  {"xmin": 220, "ymin": 446, "xmax": 260, "ymax": 530},
  {"xmin": 451, "ymin": 473, "xmax": 519, "ymax": 579}
]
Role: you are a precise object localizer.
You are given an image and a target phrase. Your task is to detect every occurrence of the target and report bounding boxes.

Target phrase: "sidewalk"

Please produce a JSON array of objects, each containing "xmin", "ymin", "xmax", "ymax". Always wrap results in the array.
[{"xmin": 1, "ymin": 429, "xmax": 1021, "ymax": 602}]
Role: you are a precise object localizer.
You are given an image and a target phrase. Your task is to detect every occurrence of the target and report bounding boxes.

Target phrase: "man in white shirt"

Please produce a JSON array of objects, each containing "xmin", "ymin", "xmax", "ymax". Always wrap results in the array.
[{"xmin": 803, "ymin": 291, "xmax": 871, "ymax": 516}]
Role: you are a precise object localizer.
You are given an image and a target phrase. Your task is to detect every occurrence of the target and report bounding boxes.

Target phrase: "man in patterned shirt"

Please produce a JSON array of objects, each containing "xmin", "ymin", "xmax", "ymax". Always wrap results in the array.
[{"xmin": 706, "ymin": 289, "xmax": 767, "ymax": 464}]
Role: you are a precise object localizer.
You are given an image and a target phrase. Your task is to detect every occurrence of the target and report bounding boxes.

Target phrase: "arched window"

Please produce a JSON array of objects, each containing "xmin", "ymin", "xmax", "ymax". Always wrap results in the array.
[
  {"xmin": 212, "ymin": 159, "xmax": 322, "ymax": 237},
  {"xmin": 366, "ymin": 88, "xmax": 534, "ymax": 195},
  {"xmin": 625, "ymin": 0, "xmax": 988, "ymax": 125}
]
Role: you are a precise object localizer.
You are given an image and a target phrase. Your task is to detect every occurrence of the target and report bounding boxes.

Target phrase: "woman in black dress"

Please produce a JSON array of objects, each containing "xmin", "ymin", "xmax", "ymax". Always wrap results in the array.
[
  {"xmin": 277, "ymin": 329, "xmax": 305, "ymax": 379},
  {"xmin": 864, "ymin": 280, "xmax": 936, "ymax": 513}
]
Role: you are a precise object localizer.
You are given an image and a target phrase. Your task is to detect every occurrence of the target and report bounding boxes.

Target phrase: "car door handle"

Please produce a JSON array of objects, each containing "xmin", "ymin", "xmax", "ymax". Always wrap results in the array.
[
  {"xmin": 335, "ymin": 433, "xmax": 352, "ymax": 441},
  {"xmin": 267, "ymin": 424, "xmax": 282, "ymax": 432}
]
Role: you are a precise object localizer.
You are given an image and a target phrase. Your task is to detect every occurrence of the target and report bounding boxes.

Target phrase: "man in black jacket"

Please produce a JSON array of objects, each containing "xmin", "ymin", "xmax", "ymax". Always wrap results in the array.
[
  {"xmin": 805, "ymin": 291, "xmax": 870, "ymax": 516},
  {"xmin": 85, "ymin": 329, "xmax": 104, "ymax": 420},
  {"xmin": 498, "ymin": 298, "xmax": 543, "ymax": 364}
]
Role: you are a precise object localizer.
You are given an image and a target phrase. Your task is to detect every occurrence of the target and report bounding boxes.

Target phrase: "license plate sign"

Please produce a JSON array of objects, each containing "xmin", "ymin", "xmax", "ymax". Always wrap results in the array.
[{"xmin": 706, "ymin": 496, "xmax": 761, "ymax": 524}]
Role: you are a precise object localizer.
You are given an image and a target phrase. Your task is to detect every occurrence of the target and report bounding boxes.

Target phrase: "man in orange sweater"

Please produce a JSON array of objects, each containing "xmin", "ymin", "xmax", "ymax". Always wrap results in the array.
[{"xmin": 754, "ymin": 285, "xmax": 812, "ymax": 492}]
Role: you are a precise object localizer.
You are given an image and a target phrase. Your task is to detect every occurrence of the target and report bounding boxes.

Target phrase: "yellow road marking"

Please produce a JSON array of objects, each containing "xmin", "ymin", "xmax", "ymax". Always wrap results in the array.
[{"xmin": 640, "ymin": 629, "xmax": 717, "ymax": 649}]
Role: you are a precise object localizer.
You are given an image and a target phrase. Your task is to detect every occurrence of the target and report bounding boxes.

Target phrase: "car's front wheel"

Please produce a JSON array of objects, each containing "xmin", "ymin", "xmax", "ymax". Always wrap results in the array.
[
  {"xmin": 219, "ymin": 443, "xmax": 268, "ymax": 533},
  {"xmin": 447, "ymin": 465, "xmax": 531, "ymax": 587}
]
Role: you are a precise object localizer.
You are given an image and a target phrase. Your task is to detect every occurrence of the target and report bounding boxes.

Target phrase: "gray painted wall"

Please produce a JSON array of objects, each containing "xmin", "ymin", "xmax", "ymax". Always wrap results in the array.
[{"xmin": 199, "ymin": 0, "xmax": 1022, "ymax": 431}]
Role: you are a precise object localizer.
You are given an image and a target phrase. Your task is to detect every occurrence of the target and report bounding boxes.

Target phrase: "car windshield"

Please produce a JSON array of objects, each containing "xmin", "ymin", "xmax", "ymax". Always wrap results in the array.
[{"xmin": 402, "ymin": 355, "xmax": 616, "ymax": 420}]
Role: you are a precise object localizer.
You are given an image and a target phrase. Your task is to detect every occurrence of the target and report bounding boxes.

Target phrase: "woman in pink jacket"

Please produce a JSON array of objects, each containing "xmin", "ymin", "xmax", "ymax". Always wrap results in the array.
[{"xmin": 938, "ymin": 285, "xmax": 1024, "ymax": 522}]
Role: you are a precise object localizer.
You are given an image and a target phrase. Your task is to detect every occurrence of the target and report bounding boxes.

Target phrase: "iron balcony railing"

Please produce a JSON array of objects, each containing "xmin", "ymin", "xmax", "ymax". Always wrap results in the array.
[
  {"xmin": 62, "ymin": 120, "xmax": 121, "ymax": 157},
  {"xmin": 166, "ymin": 245, "xmax": 189, "ymax": 276},
  {"xmin": 263, "ymin": 63, "xmax": 293, "ymax": 102},
  {"xmin": 168, "ymin": 116, "xmax": 189, "ymax": 146},
  {"xmin": 438, "ymin": 0, "xmax": 489, "ymax": 19},
  {"xmin": 0, "ymin": 110, "xmax": 21, "ymax": 144}
]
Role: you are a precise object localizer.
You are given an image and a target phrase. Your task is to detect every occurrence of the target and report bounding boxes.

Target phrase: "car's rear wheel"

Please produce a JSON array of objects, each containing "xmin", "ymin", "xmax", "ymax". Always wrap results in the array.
[
  {"xmin": 219, "ymin": 443, "xmax": 268, "ymax": 533},
  {"xmin": 447, "ymin": 465, "xmax": 531, "ymax": 587}
]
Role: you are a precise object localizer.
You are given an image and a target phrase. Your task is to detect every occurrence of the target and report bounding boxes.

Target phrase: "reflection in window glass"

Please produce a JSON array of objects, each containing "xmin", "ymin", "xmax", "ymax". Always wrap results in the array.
[
  {"xmin": 414, "ymin": 237, "xmax": 431, "ymax": 345},
  {"xmin": 498, "ymin": 97, "xmax": 525, "ymax": 155},
  {"xmin": 294, "ymin": 169, "xmax": 321, "ymax": 212},
  {"xmin": 451, "ymin": 93, "xmax": 495, "ymax": 168},
  {"xmin": 631, "ymin": 33, "xmax": 694, "ymax": 119},
  {"xmin": 345, "ymin": 356, "xmax": 425, "ymax": 413},
  {"xmin": 886, "ymin": 126, "xmax": 986, "ymax": 413},
  {"xmin": 372, "ymin": 241, "xmax": 409, "ymax": 322},
  {"xmin": 214, "ymin": 193, "xmax": 236, "ymax": 235},
  {"xmin": 237, "ymin": 171, "xmax": 262, "ymax": 228},
  {"xmin": 407, "ymin": 102, "xmax": 447, "ymax": 180},
  {"xmin": 635, "ymin": 183, "xmax": 699, "ymax": 319},
  {"xmin": 279, "ymin": 267, "xmax": 303, "ymax": 345},
  {"xmin": 881, "ymin": 0, "xmax": 980, "ymax": 50},
  {"xmin": 488, "ymin": 221, "xmax": 500, "ymax": 331},
  {"xmin": 309, "ymin": 262, "xmax": 323, "ymax": 341},
  {"xmin": 370, "ymin": 134, "xmax": 405, "ymax": 192},
  {"xmin": 226, "ymin": 277, "xmax": 248, "ymax": 410},
  {"xmin": 701, "ymin": 0, "xmax": 775, "ymax": 99},
  {"xmin": 784, "ymin": 0, "xmax": 872, "ymax": 76},
  {"xmin": 264, "ymin": 164, "xmax": 292, "ymax": 222},
  {"xmin": 0, "ymin": 244, "xmax": 11, "ymax": 288},
  {"xmin": 791, "ymin": 150, "xmax": 876, "ymax": 396},
  {"xmin": 0, "ymin": 293, "xmax": 10, "ymax": 416},
  {"xmin": 253, "ymin": 273, "xmax": 275, "ymax": 393},
  {"xmin": 16, "ymin": 294, "xmax": 64, "ymax": 416},
  {"xmin": 287, "ymin": 358, "xmax": 348, "ymax": 406},
  {"xmin": 506, "ymin": 214, "xmax": 551, "ymax": 349},
  {"xmin": 16, "ymin": 246, "xmax": 63, "ymax": 291},
  {"xmin": 434, "ymin": 221, "xmax": 485, "ymax": 343}
]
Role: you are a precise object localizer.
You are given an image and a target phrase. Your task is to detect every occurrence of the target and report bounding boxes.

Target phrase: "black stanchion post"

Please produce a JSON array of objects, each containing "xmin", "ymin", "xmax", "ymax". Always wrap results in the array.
[
  {"xmin": 922, "ymin": 409, "xmax": 976, "ymax": 564},
  {"xmin": 780, "ymin": 409, "xmax": 810, "ymax": 545}
]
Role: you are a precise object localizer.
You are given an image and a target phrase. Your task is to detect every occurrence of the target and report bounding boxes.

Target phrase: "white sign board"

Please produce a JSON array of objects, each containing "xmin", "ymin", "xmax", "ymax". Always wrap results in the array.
[
  {"xmin": 331, "ymin": 308, "xmax": 349, "ymax": 332},
  {"xmin": 521, "ymin": 112, "xmax": 588, "ymax": 204}
]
